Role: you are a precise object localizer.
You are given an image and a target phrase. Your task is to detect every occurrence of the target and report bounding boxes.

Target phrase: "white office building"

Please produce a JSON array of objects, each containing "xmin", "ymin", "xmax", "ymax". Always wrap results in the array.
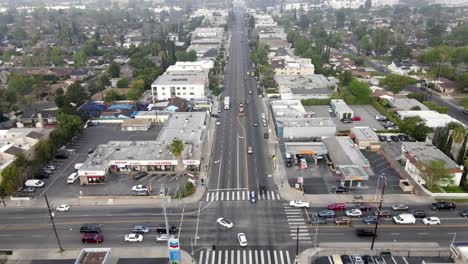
[{"xmin": 151, "ymin": 71, "xmax": 208, "ymax": 101}]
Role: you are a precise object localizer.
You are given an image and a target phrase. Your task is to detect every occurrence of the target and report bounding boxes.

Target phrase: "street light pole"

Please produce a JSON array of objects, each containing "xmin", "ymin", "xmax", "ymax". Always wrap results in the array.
[
  {"xmin": 371, "ymin": 176, "xmax": 386, "ymax": 250},
  {"xmin": 44, "ymin": 194, "xmax": 63, "ymax": 252}
]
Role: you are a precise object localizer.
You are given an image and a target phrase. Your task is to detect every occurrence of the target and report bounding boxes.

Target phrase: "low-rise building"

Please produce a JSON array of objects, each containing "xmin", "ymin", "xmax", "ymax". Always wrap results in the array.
[
  {"xmin": 276, "ymin": 117, "xmax": 336, "ymax": 138},
  {"xmin": 323, "ymin": 136, "xmax": 372, "ymax": 187},
  {"xmin": 151, "ymin": 70, "xmax": 208, "ymax": 101},
  {"xmin": 330, "ymin": 99, "xmax": 354, "ymax": 120},
  {"xmin": 271, "ymin": 99, "xmax": 308, "ymax": 118},
  {"xmin": 401, "ymin": 142, "xmax": 464, "ymax": 187},
  {"xmin": 396, "ymin": 110, "xmax": 464, "ymax": 128},
  {"xmin": 388, "ymin": 98, "xmax": 429, "ymax": 111},
  {"xmin": 387, "ymin": 60, "xmax": 420, "ymax": 75},
  {"xmin": 275, "ymin": 75, "xmax": 337, "ymax": 100},
  {"xmin": 271, "ymin": 56, "xmax": 315, "ymax": 76},
  {"xmin": 350, "ymin": 127, "xmax": 380, "ymax": 149},
  {"xmin": 121, "ymin": 119, "xmax": 151, "ymax": 131},
  {"xmin": 19, "ymin": 102, "xmax": 59, "ymax": 126}
]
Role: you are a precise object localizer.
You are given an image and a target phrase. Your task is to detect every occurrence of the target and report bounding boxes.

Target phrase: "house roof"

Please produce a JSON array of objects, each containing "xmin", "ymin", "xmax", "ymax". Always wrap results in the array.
[{"xmin": 402, "ymin": 142, "xmax": 462, "ymax": 172}]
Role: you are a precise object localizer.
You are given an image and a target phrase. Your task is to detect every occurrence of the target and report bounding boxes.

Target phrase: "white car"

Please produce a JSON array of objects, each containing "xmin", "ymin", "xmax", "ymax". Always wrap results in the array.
[
  {"xmin": 132, "ymin": 185, "xmax": 148, "ymax": 192},
  {"xmin": 124, "ymin": 233, "xmax": 143, "ymax": 242},
  {"xmin": 391, "ymin": 204, "xmax": 409, "ymax": 211},
  {"xmin": 238, "ymin": 233, "xmax": 247, "ymax": 247},
  {"xmin": 247, "ymin": 146, "xmax": 253, "ymax": 154},
  {"xmin": 56, "ymin": 204, "xmax": 70, "ymax": 212},
  {"xmin": 289, "ymin": 200, "xmax": 310, "ymax": 208},
  {"xmin": 216, "ymin": 120, "xmax": 221, "ymax": 126},
  {"xmin": 422, "ymin": 217, "xmax": 441, "ymax": 225},
  {"xmin": 261, "ymin": 113, "xmax": 266, "ymax": 119},
  {"xmin": 345, "ymin": 209, "xmax": 363, "ymax": 217},
  {"xmin": 217, "ymin": 217, "xmax": 234, "ymax": 229}
]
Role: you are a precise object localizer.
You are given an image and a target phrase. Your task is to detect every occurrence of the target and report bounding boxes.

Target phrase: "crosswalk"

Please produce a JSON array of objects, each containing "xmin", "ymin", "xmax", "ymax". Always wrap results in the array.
[
  {"xmin": 197, "ymin": 249, "xmax": 293, "ymax": 264},
  {"xmin": 205, "ymin": 190, "xmax": 281, "ymax": 202},
  {"xmin": 283, "ymin": 203, "xmax": 312, "ymax": 244}
]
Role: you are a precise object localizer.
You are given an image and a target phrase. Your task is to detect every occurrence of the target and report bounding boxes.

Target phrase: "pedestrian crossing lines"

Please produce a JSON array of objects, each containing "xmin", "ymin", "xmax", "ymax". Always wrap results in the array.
[
  {"xmin": 283, "ymin": 203, "xmax": 312, "ymax": 244},
  {"xmin": 197, "ymin": 249, "xmax": 293, "ymax": 264},
  {"xmin": 205, "ymin": 190, "xmax": 281, "ymax": 202}
]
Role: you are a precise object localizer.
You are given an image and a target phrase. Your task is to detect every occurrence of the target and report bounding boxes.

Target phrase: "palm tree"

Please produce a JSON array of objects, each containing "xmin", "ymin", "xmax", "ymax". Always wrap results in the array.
[{"xmin": 169, "ymin": 138, "xmax": 185, "ymax": 171}]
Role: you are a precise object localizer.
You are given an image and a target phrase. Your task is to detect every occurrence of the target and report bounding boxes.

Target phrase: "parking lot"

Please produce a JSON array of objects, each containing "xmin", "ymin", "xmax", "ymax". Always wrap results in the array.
[
  {"xmin": 24, "ymin": 123, "xmax": 193, "ymax": 200},
  {"xmin": 305, "ymin": 105, "xmax": 385, "ymax": 131}
]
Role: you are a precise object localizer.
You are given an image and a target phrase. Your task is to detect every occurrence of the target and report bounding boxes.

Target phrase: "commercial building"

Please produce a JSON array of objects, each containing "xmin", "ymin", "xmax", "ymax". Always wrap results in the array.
[
  {"xmin": 74, "ymin": 248, "xmax": 111, "ymax": 264},
  {"xmin": 323, "ymin": 136, "xmax": 372, "ymax": 187},
  {"xmin": 330, "ymin": 99, "xmax": 354, "ymax": 119},
  {"xmin": 78, "ymin": 112, "xmax": 207, "ymax": 185},
  {"xmin": 271, "ymin": 56, "xmax": 315, "ymax": 76},
  {"xmin": 271, "ymin": 100, "xmax": 308, "ymax": 118},
  {"xmin": 401, "ymin": 142, "xmax": 464, "ymax": 187},
  {"xmin": 388, "ymin": 98, "xmax": 429, "ymax": 111},
  {"xmin": 350, "ymin": 127, "xmax": 380, "ymax": 149},
  {"xmin": 276, "ymin": 117, "xmax": 336, "ymax": 138},
  {"xmin": 275, "ymin": 75, "xmax": 337, "ymax": 100},
  {"xmin": 151, "ymin": 70, "xmax": 208, "ymax": 101},
  {"xmin": 166, "ymin": 60, "xmax": 214, "ymax": 72},
  {"xmin": 396, "ymin": 110, "xmax": 464, "ymax": 128},
  {"xmin": 121, "ymin": 119, "xmax": 151, "ymax": 131}
]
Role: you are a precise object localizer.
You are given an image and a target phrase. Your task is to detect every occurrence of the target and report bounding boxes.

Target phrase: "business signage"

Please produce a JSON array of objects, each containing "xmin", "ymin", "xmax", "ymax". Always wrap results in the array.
[
  {"xmin": 111, "ymin": 160, "xmax": 178, "ymax": 166},
  {"xmin": 168, "ymin": 238, "xmax": 181, "ymax": 263},
  {"xmin": 183, "ymin": 160, "xmax": 200, "ymax": 165}
]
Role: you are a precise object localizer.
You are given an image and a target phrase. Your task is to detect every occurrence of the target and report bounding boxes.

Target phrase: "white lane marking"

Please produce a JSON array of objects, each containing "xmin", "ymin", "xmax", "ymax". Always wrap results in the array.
[
  {"xmin": 226, "ymin": 191, "xmax": 230, "ymax": 201},
  {"xmin": 211, "ymin": 251, "xmax": 215, "ymax": 264},
  {"xmin": 249, "ymin": 250, "xmax": 252, "ymax": 264},
  {"xmin": 237, "ymin": 191, "xmax": 240, "ymax": 200},
  {"xmin": 231, "ymin": 250, "xmax": 234, "ymax": 264},
  {"xmin": 274, "ymin": 250, "xmax": 278, "ymax": 264},
  {"xmin": 205, "ymin": 194, "xmax": 209, "ymax": 202},
  {"xmin": 237, "ymin": 250, "xmax": 240, "ymax": 264},
  {"xmin": 225, "ymin": 250, "xmax": 228, "ymax": 264},
  {"xmin": 280, "ymin": 250, "xmax": 285, "ymax": 264},
  {"xmin": 243, "ymin": 250, "xmax": 246, "ymax": 264},
  {"xmin": 277, "ymin": 193, "xmax": 281, "ymax": 200},
  {"xmin": 261, "ymin": 250, "xmax": 264, "ymax": 264},
  {"xmin": 199, "ymin": 250, "xmax": 204, "ymax": 264},
  {"xmin": 318, "ymin": 233, "xmax": 345, "ymax": 236},
  {"xmin": 242, "ymin": 191, "xmax": 245, "ymax": 200},
  {"xmin": 218, "ymin": 250, "xmax": 222, "ymax": 264},
  {"xmin": 418, "ymin": 232, "xmax": 429, "ymax": 235},
  {"xmin": 290, "ymin": 233, "xmax": 311, "ymax": 236},
  {"xmin": 204, "ymin": 250, "xmax": 209, "ymax": 264},
  {"xmin": 402, "ymin": 257, "xmax": 409, "ymax": 264},
  {"xmin": 267, "ymin": 192, "xmax": 271, "ymax": 200},
  {"xmin": 286, "ymin": 251, "xmax": 291, "ymax": 264},
  {"xmin": 267, "ymin": 250, "xmax": 271, "ymax": 264},
  {"xmin": 391, "ymin": 256, "xmax": 398, "ymax": 264},
  {"xmin": 255, "ymin": 250, "xmax": 259, "ymax": 264}
]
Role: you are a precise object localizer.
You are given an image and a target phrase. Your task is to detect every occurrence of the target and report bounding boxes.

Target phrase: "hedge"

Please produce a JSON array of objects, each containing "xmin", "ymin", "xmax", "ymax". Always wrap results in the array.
[{"xmin": 301, "ymin": 98, "xmax": 331, "ymax": 106}]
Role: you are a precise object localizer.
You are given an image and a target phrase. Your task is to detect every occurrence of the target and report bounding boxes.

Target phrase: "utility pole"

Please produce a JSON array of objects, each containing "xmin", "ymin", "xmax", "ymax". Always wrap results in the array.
[
  {"xmin": 294, "ymin": 227, "xmax": 299, "ymax": 264},
  {"xmin": 371, "ymin": 176, "xmax": 386, "ymax": 250},
  {"xmin": 44, "ymin": 195, "xmax": 63, "ymax": 252}
]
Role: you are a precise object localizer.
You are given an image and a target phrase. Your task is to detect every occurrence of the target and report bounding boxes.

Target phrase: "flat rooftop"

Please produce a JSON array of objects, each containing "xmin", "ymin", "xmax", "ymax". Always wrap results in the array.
[
  {"xmin": 275, "ymin": 74, "xmax": 338, "ymax": 90},
  {"xmin": 276, "ymin": 117, "xmax": 335, "ymax": 128},
  {"xmin": 285, "ymin": 142, "xmax": 328, "ymax": 155},
  {"xmin": 402, "ymin": 142, "xmax": 460, "ymax": 169},
  {"xmin": 351, "ymin": 127, "xmax": 379, "ymax": 142},
  {"xmin": 271, "ymin": 100, "xmax": 306, "ymax": 117},
  {"xmin": 323, "ymin": 136, "xmax": 370, "ymax": 167},
  {"xmin": 151, "ymin": 71, "xmax": 207, "ymax": 86},
  {"xmin": 390, "ymin": 98, "xmax": 429, "ymax": 111}
]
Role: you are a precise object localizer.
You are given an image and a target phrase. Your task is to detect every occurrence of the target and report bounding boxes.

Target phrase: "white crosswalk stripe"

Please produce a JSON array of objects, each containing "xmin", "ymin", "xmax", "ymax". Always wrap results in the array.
[
  {"xmin": 197, "ymin": 250, "xmax": 293, "ymax": 264},
  {"xmin": 206, "ymin": 191, "xmax": 280, "ymax": 201},
  {"xmin": 283, "ymin": 205, "xmax": 311, "ymax": 244}
]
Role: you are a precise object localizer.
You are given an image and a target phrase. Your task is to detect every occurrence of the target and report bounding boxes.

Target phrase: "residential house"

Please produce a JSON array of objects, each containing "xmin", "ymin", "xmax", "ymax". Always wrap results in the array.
[
  {"xmin": 387, "ymin": 60, "xmax": 420, "ymax": 75},
  {"xmin": 19, "ymin": 102, "xmax": 59, "ymax": 126}
]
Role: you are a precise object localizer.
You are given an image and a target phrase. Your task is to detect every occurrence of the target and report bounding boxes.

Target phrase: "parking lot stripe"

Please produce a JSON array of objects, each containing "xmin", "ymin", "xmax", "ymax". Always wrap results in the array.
[
  {"xmin": 277, "ymin": 193, "xmax": 281, "ymax": 200},
  {"xmin": 255, "ymin": 250, "xmax": 258, "ymax": 264},
  {"xmin": 231, "ymin": 250, "xmax": 234, "ymax": 264},
  {"xmin": 267, "ymin": 250, "xmax": 271, "ymax": 264},
  {"xmin": 249, "ymin": 250, "xmax": 252, "ymax": 264},
  {"xmin": 204, "ymin": 250, "xmax": 209, "ymax": 264},
  {"xmin": 286, "ymin": 251, "xmax": 291, "ymax": 264},
  {"xmin": 218, "ymin": 250, "xmax": 222, "ymax": 264},
  {"xmin": 221, "ymin": 192, "xmax": 224, "ymax": 200},
  {"xmin": 273, "ymin": 250, "xmax": 278, "ymax": 264},
  {"xmin": 279, "ymin": 250, "xmax": 284, "ymax": 264},
  {"xmin": 243, "ymin": 250, "xmax": 246, "ymax": 264},
  {"xmin": 199, "ymin": 250, "xmax": 204, "ymax": 264},
  {"xmin": 225, "ymin": 250, "xmax": 228, "ymax": 264}
]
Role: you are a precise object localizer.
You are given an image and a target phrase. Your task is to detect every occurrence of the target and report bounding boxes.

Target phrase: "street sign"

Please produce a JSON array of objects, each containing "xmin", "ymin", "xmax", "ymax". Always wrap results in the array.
[{"xmin": 169, "ymin": 238, "xmax": 181, "ymax": 263}]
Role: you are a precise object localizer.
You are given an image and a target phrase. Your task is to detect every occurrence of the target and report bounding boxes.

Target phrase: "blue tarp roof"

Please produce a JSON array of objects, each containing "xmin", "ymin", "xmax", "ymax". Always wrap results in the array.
[
  {"xmin": 130, "ymin": 111, "xmax": 139, "ymax": 118},
  {"xmin": 165, "ymin": 105, "xmax": 178, "ymax": 112},
  {"xmin": 108, "ymin": 104, "xmax": 133, "ymax": 110}
]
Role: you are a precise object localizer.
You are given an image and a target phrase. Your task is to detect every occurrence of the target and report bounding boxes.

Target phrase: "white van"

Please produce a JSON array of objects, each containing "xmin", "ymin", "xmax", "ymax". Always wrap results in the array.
[
  {"xmin": 74, "ymin": 163, "xmax": 84, "ymax": 170},
  {"xmin": 25, "ymin": 179, "xmax": 45, "ymax": 188},
  {"xmin": 393, "ymin": 213, "xmax": 416, "ymax": 224},
  {"xmin": 67, "ymin": 172, "xmax": 79, "ymax": 184}
]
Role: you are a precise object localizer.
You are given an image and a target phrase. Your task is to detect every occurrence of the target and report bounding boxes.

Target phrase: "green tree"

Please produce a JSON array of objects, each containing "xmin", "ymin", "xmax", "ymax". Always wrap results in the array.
[
  {"xmin": 104, "ymin": 90, "xmax": 123, "ymax": 103},
  {"xmin": 392, "ymin": 43, "xmax": 412, "ymax": 60},
  {"xmin": 175, "ymin": 50, "xmax": 197, "ymax": 61},
  {"xmin": 379, "ymin": 74, "xmax": 417, "ymax": 93},
  {"xmin": 0, "ymin": 163, "xmax": 22, "ymax": 195},
  {"xmin": 117, "ymin": 77, "xmax": 128, "ymax": 88},
  {"xmin": 73, "ymin": 50, "xmax": 87, "ymax": 68},
  {"xmin": 347, "ymin": 79, "xmax": 371, "ymax": 104},
  {"xmin": 417, "ymin": 159, "xmax": 454, "ymax": 189},
  {"xmin": 126, "ymin": 79, "xmax": 145, "ymax": 100},
  {"xmin": 108, "ymin": 62, "xmax": 121, "ymax": 78},
  {"xmin": 371, "ymin": 28, "xmax": 393, "ymax": 56},
  {"xmin": 423, "ymin": 101, "xmax": 448, "ymax": 113},
  {"xmin": 359, "ymin": 35, "xmax": 372, "ymax": 54},
  {"xmin": 341, "ymin": 70, "xmax": 353, "ymax": 86},
  {"xmin": 35, "ymin": 139, "xmax": 54, "ymax": 165},
  {"xmin": 50, "ymin": 47, "xmax": 63, "ymax": 66},
  {"xmin": 169, "ymin": 138, "xmax": 185, "ymax": 171},
  {"xmin": 400, "ymin": 117, "xmax": 430, "ymax": 141},
  {"xmin": 461, "ymin": 97, "xmax": 468, "ymax": 110},
  {"xmin": 50, "ymin": 112, "xmax": 84, "ymax": 147}
]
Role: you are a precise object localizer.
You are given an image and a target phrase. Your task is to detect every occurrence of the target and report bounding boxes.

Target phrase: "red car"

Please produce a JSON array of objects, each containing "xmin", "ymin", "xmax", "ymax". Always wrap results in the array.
[
  {"xmin": 352, "ymin": 116, "xmax": 361, "ymax": 121},
  {"xmin": 82, "ymin": 234, "xmax": 104, "ymax": 244},
  {"xmin": 328, "ymin": 203, "xmax": 346, "ymax": 211}
]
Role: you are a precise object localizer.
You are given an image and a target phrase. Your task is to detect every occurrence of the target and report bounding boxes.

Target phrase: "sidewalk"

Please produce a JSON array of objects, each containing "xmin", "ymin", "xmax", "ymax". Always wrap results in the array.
[{"xmin": 7, "ymin": 247, "xmax": 194, "ymax": 264}]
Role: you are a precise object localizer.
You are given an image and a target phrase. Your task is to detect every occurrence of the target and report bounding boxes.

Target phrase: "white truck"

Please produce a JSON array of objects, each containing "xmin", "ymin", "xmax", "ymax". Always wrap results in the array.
[
  {"xmin": 393, "ymin": 213, "xmax": 416, "ymax": 224},
  {"xmin": 224, "ymin": 97, "xmax": 230, "ymax": 110}
]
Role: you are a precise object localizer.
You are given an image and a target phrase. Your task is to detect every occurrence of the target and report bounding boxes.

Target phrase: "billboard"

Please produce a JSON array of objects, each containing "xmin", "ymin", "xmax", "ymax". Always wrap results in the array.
[{"xmin": 168, "ymin": 238, "xmax": 181, "ymax": 263}]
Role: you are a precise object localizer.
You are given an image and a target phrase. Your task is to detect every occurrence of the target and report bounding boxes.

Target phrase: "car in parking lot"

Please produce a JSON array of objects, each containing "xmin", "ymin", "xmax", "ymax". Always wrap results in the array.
[
  {"xmin": 328, "ymin": 203, "xmax": 346, "ymax": 211},
  {"xmin": 346, "ymin": 209, "xmax": 363, "ymax": 217},
  {"xmin": 432, "ymin": 201, "xmax": 456, "ymax": 211},
  {"xmin": 247, "ymin": 146, "xmax": 253, "ymax": 154},
  {"xmin": 374, "ymin": 256, "xmax": 386, "ymax": 264},
  {"xmin": 124, "ymin": 233, "xmax": 143, "ymax": 242},
  {"xmin": 355, "ymin": 229, "xmax": 376, "ymax": 237},
  {"xmin": 341, "ymin": 255, "xmax": 354, "ymax": 264},
  {"xmin": 398, "ymin": 134, "xmax": 409, "ymax": 141},
  {"xmin": 353, "ymin": 255, "xmax": 365, "ymax": 264},
  {"xmin": 55, "ymin": 153, "xmax": 68, "ymax": 159},
  {"xmin": 352, "ymin": 116, "xmax": 361, "ymax": 121},
  {"xmin": 317, "ymin": 210, "xmax": 335, "ymax": 218},
  {"xmin": 363, "ymin": 255, "xmax": 376, "ymax": 264},
  {"xmin": 159, "ymin": 187, "xmax": 167, "ymax": 196},
  {"xmin": 390, "ymin": 135, "xmax": 399, "ymax": 142},
  {"xmin": 422, "ymin": 216, "xmax": 441, "ymax": 225},
  {"xmin": 289, "ymin": 200, "xmax": 309, "ymax": 208},
  {"xmin": 237, "ymin": 233, "xmax": 248, "ymax": 247},
  {"xmin": 362, "ymin": 215, "xmax": 378, "ymax": 224},
  {"xmin": 132, "ymin": 225, "xmax": 150, "ymax": 234},
  {"xmin": 82, "ymin": 234, "xmax": 104, "ymax": 244},
  {"xmin": 391, "ymin": 203, "xmax": 409, "ymax": 211},
  {"xmin": 217, "ymin": 217, "xmax": 234, "ymax": 229},
  {"xmin": 378, "ymin": 135, "xmax": 386, "ymax": 141},
  {"xmin": 18, "ymin": 186, "xmax": 36, "ymax": 193},
  {"xmin": 132, "ymin": 185, "xmax": 148, "ymax": 192},
  {"xmin": 25, "ymin": 179, "xmax": 45, "ymax": 188},
  {"xmin": 411, "ymin": 209, "xmax": 426, "ymax": 218},
  {"xmin": 44, "ymin": 165, "xmax": 56, "ymax": 171},
  {"xmin": 80, "ymin": 224, "xmax": 101, "ymax": 233},
  {"xmin": 35, "ymin": 172, "xmax": 49, "ymax": 179},
  {"xmin": 330, "ymin": 186, "xmax": 348, "ymax": 193},
  {"xmin": 393, "ymin": 213, "xmax": 416, "ymax": 224},
  {"xmin": 386, "ymin": 136, "xmax": 392, "ymax": 142}
]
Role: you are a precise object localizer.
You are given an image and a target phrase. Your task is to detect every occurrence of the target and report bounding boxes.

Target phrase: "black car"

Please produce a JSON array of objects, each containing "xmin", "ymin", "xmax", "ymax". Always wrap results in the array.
[
  {"xmin": 35, "ymin": 173, "xmax": 50, "ymax": 179},
  {"xmin": 55, "ymin": 154, "xmax": 69, "ymax": 159},
  {"xmin": 362, "ymin": 216, "xmax": 378, "ymax": 225},
  {"xmin": 398, "ymin": 134, "xmax": 409, "ymax": 141},
  {"xmin": 259, "ymin": 186, "xmax": 267, "ymax": 195},
  {"xmin": 156, "ymin": 225, "xmax": 177, "ymax": 234},
  {"xmin": 330, "ymin": 186, "xmax": 348, "ymax": 193},
  {"xmin": 18, "ymin": 186, "xmax": 36, "ymax": 193},
  {"xmin": 411, "ymin": 209, "xmax": 426, "ymax": 218},
  {"xmin": 210, "ymin": 113, "xmax": 219, "ymax": 118},
  {"xmin": 133, "ymin": 172, "xmax": 148, "ymax": 180},
  {"xmin": 378, "ymin": 135, "xmax": 386, "ymax": 141},
  {"xmin": 356, "ymin": 228, "xmax": 376, "ymax": 237},
  {"xmin": 80, "ymin": 224, "xmax": 101, "ymax": 233},
  {"xmin": 432, "ymin": 201, "xmax": 456, "ymax": 211},
  {"xmin": 341, "ymin": 255, "xmax": 354, "ymax": 264},
  {"xmin": 356, "ymin": 203, "xmax": 373, "ymax": 211},
  {"xmin": 459, "ymin": 209, "xmax": 468, "ymax": 218},
  {"xmin": 363, "ymin": 255, "xmax": 376, "ymax": 264},
  {"xmin": 390, "ymin": 135, "xmax": 399, "ymax": 142}
]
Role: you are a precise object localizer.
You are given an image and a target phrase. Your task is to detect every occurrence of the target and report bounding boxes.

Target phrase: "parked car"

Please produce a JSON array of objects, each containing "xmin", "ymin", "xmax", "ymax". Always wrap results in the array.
[
  {"xmin": 335, "ymin": 217, "xmax": 351, "ymax": 225},
  {"xmin": 391, "ymin": 204, "xmax": 409, "ymax": 211},
  {"xmin": 132, "ymin": 225, "xmax": 150, "ymax": 234},
  {"xmin": 411, "ymin": 209, "xmax": 426, "ymax": 218},
  {"xmin": 374, "ymin": 257, "xmax": 386, "ymax": 264},
  {"xmin": 289, "ymin": 200, "xmax": 310, "ymax": 208},
  {"xmin": 156, "ymin": 234, "xmax": 169, "ymax": 242},
  {"xmin": 352, "ymin": 116, "xmax": 361, "ymax": 121},
  {"xmin": 362, "ymin": 215, "xmax": 378, "ymax": 224},
  {"xmin": 398, "ymin": 134, "xmax": 409, "ymax": 141},
  {"xmin": 341, "ymin": 255, "xmax": 354, "ymax": 264},
  {"xmin": 35, "ymin": 173, "xmax": 49, "ymax": 179},
  {"xmin": 346, "ymin": 209, "xmax": 363, "ymax": 217},
  {"xmin": 356, "ymin": 203, "xmax": 372, "ymax": 211},
  {"xmin": 132, "ymin": 185, "xmax": 148, "ymax": 192},
  {"xmin": 133, "ymin": 172, "xmax": 148, "ymax": 180},
  {"xmin": 432, "ymin": 201, "xmax": 456, "ymax": 211},
  {"xmin": 18, "ymin": 186, "xmax": 36, "ymax": 193},
  {"xmin": 393, "ymin": 213, "xmax": 416, "ymax": 224},
  {"xmin": 363, "ymin": 255, "xmax": 376, "ymax": 264},
  {"xmin": 390, "ymin": 135, "xmax": 399, "ymax": 142},
  {"xmin": 217, "ymin": 217, "xmax": 234, "ymax": 229},
  {"xmin": 80, "ymin": 224, "xmax": 101, "ymax": 233},
  {"xmin": 422, "ymin": 216, "xmax": 441, "ymax": 225},
  {"xmin": 459, "ymin": 209, "xmax": 468, "ymax": 218},
  {"xmin": 317, "ymin": 210, "xmax": 335, "ymax": 218},
  {"xmin": 374, "ymin": 209, "xmax": 391, "ymax": 217},
  {"xmin": 356, "ymin": 229, "xmax": 376, "ymax": 237},
  {"xmin": 44, "ymin": 165, "xmax": 56, "ymax": 171},
  {"xmin": 124, "ymin": 233, "xmax": 143, "ymax": 242},
  {"xmin": 156, "ymin": 225, "xmax": 177, "ymax": 234},
  {"xmin": 82, "ymin": 234, "xmax": 104, "ymax": 244},
  {"xmin": 25, "ymin": 179, "xmax": 45, "ymax": 188},
  {"xmin": 378, "ymin": 135, "xmax": 386, "ymax": 142},
  {"xmin": 328, "ymin": 203, "xmax": 346, "ymax": 211},
  {"xmin": 55, "ymin": 153, "xmax": 68, "ymax": 159},
  {"xmin": 238, "ymin": 233, "xmax": 248, "ymax": 247},
  {"xmin": 330, "ymin": 186, "xmax": 348, "ymax": 193},
  {"xmin": 353, "ymin": 256, "xmax": 365, "ymax": 264}
]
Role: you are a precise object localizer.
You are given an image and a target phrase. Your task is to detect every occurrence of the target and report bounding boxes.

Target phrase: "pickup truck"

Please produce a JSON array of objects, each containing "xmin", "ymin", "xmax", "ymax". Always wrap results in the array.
[{"xmin": 432, "ymin": 201, "xmax": 456, "ymax": 211}]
